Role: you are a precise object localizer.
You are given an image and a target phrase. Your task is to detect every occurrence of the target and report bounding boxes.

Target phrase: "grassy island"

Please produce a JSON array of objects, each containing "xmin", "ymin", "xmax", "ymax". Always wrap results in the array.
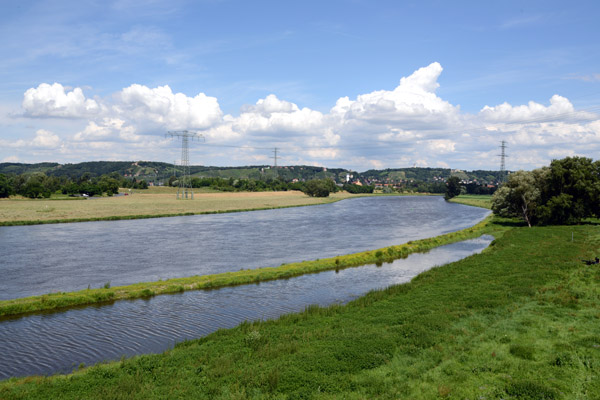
[
  {"xmin": 0, "ymin": 215, "xmax": 495, "ymax": 317},
  {"xmin": 2, "ymin": 217, "xmax": 599, "ymax": 399}
]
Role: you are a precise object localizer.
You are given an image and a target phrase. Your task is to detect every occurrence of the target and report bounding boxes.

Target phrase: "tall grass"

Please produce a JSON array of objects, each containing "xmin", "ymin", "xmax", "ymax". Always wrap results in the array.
[
  {"xmin": 0, "ymin": 215, "xmax": 500, "ymax": 317},
  {"xmin": 1, "ymin": 222, "xmax": 598, "ymax": 398}
]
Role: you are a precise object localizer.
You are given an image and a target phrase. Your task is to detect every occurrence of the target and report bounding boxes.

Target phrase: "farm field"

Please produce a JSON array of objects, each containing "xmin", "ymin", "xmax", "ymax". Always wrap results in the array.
[{"xmin": 0, "ymin": 189, "xmax": 357, "ymax": 225}]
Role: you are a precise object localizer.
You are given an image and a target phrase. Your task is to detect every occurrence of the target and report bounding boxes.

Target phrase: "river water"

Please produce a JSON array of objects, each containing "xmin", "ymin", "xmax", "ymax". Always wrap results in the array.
[
  {"xmin": 0, "ymin": 196, "xmax": 492, "ymax": 379},
  {"xmin": 0, "ymin": 235, "xmax": 493, "ymax": 379},
  {"xmin": 0, "ymin": 196, "xmax": 490, "ymax": 300}
]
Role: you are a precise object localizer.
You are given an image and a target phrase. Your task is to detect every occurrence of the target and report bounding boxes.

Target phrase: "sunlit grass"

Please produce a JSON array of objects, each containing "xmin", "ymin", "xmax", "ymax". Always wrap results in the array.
[
  {"xmin": 1, "ymin": 221, "xmax": 598, "ymax": 398},
  {"xmin": 450, "ymin": 194, "xmax": 493, "ymax": 209}
]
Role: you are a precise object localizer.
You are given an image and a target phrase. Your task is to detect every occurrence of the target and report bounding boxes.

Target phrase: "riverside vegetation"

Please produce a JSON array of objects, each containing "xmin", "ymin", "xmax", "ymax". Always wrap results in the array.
[{"xmin": 1, "ymin": 217, "xmax": 599, "ymax": 398}]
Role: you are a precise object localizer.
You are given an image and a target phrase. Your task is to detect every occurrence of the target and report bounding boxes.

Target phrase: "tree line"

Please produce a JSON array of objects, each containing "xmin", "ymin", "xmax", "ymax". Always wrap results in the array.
[
  {"xmin": 178, "ymin": 176, "xmax": 374, "ymax": 197},
  {"xmin": 0, "ymin": 171, "xmax": 375, "ymax": 199},
  {"xmin": 491, "ymin": 156, "xmax": 600, "ymax": 226},
  {"xmin": 0, "ymin": 172, "xmax": 148, "ymax": 199}
]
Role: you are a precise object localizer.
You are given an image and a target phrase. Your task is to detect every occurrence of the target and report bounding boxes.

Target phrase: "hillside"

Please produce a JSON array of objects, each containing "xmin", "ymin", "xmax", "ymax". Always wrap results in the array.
[{"xmin": 0, "ymin": 161, "xmax": 506, "ymax": 185}]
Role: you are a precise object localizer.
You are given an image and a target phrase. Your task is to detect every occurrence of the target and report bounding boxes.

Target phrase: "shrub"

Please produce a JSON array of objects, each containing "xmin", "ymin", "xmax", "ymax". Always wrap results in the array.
[{"xmin": 302, "ymin": 179, "xmax": 336, "ymax": 197}]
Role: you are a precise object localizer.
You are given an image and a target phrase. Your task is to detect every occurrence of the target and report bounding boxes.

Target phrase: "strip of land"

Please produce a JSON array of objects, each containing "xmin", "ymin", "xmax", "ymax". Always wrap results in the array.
[
  {"xmin": 449, "ymin": 194, "xmax": 492, "ymax": 209},
  {"xmin": 0, "ymin": 189, "xmax": 359, "ymax": 226},
  {"xmin": 0, "ymin": 215, "xmax": 497, "ymax": 317},
  {"xmin": 1, "ymin": 219, "xmax": 598, "ymax": 398}
]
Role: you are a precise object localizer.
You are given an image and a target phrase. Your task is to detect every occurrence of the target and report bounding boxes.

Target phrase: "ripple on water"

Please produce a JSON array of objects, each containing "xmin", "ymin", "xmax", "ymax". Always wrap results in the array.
[
  {"xmin": 0, "ymin": 196, "xmax": 490, "ymax": 300},
  {"xmin": 0, "ymin": 236, "xmax": 493, "ymax": 379}
]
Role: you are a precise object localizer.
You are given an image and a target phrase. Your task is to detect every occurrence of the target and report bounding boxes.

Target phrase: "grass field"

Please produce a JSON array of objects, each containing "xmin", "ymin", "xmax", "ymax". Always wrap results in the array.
[
  {"xmin": 450, "ymin": 194, "xmax": 493, "ymax": 209},
  {"xmin": 2, "ymin": 220, "xmax": 599, "ymax": 399},
  {"xmin": 0, "ymin": 189, "xmax": 358, "ymax": 225}
]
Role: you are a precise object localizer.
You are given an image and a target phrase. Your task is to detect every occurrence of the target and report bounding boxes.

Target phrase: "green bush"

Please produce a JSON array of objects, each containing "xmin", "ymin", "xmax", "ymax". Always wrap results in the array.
[{"xmin": 302, "ymin": 179, "xmax": 337, "ymax": 197}]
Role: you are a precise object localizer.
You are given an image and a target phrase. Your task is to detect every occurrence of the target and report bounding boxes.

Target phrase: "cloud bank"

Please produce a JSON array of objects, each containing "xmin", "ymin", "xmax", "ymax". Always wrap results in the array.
[{"xmin": 7, "ymin": 62, "xmax": 600, "ymax": 170}]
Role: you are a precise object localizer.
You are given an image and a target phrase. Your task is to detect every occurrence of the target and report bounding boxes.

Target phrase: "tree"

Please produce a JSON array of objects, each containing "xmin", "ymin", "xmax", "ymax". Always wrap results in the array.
[
  {"xmin": 536, "ymin": 157, "xmax": 600, "ymax": 225},
  {"xmin": 21, "ymin": 175, "xmax": 51, "ymax": 198},
  {"xmin": 302, "ymin": 179, "xmax": 336, "ymax": 197},
  {"xmin": 343, "ymin": 183, "xmax": 374, "ymax": 194},
  {"xmin": 0, "ymin": 174, "xmax": 14, "ymax": 198},
  {"xmin": 491, "ymin": 169, "xmax": 547, "ymax": 227},
  {"xmin": 444, "ymin": 176, "xmax": 462, "ymax": 200},
  {"xmin": 491, "ymin": 156, "xmax": 600, "ymax": 226}
]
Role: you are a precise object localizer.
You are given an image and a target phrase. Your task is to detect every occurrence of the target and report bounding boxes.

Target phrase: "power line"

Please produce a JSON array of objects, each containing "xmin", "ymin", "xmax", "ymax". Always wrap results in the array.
[
  {"xmin": 272, "ymin": 147, "xmax": 279, "ymax": 167},
  {"xmin": 498, "ymin": 141, "xmax": 508, "ymax": 182},
  {"xmin": 166, "ymin": 130, "xmax": 204, "ymax": 199}
]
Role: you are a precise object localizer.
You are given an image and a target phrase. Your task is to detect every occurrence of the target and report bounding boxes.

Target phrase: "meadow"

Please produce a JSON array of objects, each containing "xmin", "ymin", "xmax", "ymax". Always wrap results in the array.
[
  {"xmin": 450, "ymin": 194, "xmax": 493, "ymax": 209},
  {"xmin": 1, "ymin": 218, "xmax": 599, "ymax": 399},
  {"xmin": 0, "ymin": 189, "xmax": 357, "ymax": 225}
]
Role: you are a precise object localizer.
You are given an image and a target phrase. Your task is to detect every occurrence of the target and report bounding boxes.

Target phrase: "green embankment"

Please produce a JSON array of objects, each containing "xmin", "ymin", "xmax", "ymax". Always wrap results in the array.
[
  {"xmin": 0, "ymin": 216, "xmax": 496, "ymax": 317},
  {"xmin": 2, "ymin": 221, "xmax": 599, "ymax": 399},
  {"xmin": 449, "ymin": 194, "xmax": 492, "ymax": 209}
]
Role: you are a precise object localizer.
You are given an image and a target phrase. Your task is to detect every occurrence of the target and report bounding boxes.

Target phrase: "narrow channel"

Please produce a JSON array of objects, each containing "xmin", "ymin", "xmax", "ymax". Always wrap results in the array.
[{"xmin": 0, "ymin": 236, "xmax": 492, "ymax": 380}]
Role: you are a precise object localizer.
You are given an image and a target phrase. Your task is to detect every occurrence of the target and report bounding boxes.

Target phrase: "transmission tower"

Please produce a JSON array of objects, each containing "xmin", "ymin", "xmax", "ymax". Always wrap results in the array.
[
  {"xmin": 166, "ymin": 130, "xmax": 204, "ymax": 199},
  {"xmin": 498, "ymin": 140, "xmax": 508, "ymax": 183},
  {"xmin": 272, "ymin": 147, "xmax": 279, "ymax": 167}
]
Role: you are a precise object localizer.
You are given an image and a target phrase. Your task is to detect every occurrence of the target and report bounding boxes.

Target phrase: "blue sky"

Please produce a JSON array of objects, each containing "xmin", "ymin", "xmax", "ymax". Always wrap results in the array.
[{"xmin": 1, "ymin": 0, "xmax": 599, "ymax": 171}]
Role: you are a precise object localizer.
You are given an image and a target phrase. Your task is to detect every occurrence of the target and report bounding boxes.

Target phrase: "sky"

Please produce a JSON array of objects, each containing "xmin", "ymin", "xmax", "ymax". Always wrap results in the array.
[{"xmin": 1, "ymin": 0, "xmax": 599, "ymax": 172}]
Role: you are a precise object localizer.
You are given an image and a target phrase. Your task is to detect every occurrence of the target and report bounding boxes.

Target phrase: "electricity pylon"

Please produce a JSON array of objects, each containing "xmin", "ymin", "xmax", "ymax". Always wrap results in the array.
[
  {"xmin": 166, "ymin": 130, "xmax": 204, "ymax": 199},
  {"xmin": 498, "ymin": 140, "xmax": 508, "ymax": 183}
]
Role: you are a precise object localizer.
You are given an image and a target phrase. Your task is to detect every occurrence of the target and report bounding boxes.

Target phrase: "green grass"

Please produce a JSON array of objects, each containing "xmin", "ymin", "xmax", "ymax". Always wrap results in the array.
[
  {"xmin": 450, "ymin": 194, "xmax": 493, "ymax": 209},
  {"xmin": 2, "ymin": 221, "xmax": 599, "ymax": 399},
  {"xmin": 0, "ymin": 216, "xmax": 499, "ymax": 317}
]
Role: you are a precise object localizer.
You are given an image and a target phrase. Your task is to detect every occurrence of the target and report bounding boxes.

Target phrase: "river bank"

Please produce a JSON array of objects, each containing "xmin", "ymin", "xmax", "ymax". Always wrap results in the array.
[{"xmin": 2, "ymin": 220, "xmax": 598, "ymax": 398}]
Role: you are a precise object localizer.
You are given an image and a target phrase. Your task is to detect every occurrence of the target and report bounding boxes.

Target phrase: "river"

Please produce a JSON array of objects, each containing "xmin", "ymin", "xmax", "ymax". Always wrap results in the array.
[
  {"xmin": 0, "ymin": 196, "xmax": 489, "ymax": 300},
  {"xmin": 0, "ymin": 236, "xmax": 492, "ymax": 379},
  {"xmin": 0, "ymin": 196, "xmax": 492, "ymax": 379}
]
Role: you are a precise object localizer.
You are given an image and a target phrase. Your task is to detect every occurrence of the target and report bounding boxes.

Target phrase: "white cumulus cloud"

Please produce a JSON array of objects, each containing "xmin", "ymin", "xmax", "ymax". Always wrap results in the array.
[
  {"xmin": 479, "ymin": 94, "xmax": 576, "ymax": 123},
  {"xmin": 31, "ymin": 129, "xmax": 61, "ymax": 148},
  {"xmin": 114, "ymin": 84, "xmax": 223, "ymax": 131},
  {"xmin": 22, "ymin": 83, "xmax": 101, "ymax": 118},
  {"xmin": 11, "ymin": 63, "xmax": 600, "ymax": 170},
  {"xmin": 230, "ymin": 94, "xmax": 324, "ymax": 136},
  {"xmin": 330, "ymin": 62, "xmax": 459, "ymax": 130}
]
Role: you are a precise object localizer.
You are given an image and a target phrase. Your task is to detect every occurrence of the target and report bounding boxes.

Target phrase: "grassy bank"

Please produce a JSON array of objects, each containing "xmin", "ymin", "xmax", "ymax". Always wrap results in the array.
[
  {"xmin": 449, "ymin": 194, "xmax": 492, "ymax": 209},
  {"xmin": 2, "ymin": 221, "xmax": 599, "ymax": 398},
  {"xmin": 0, "ymin": 216, "xmax": 498, "ymax": 317},
  {"xmin": 0, "ymin": 190, "xmax": 358, "ymax": 226}
]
